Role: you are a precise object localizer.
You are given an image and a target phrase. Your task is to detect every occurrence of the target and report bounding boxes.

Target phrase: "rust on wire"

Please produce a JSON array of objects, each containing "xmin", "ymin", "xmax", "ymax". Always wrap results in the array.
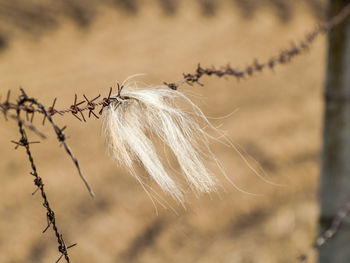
[
  {"xmin": 14, "ymin": 92, "xmax": 76, "ymax": 263},
  {"xmin": 70, "ymin": 94, "xmax": 86, "ymax": 122},
  {"xmin": 99, "ymin": 87, "xmax": 114, "ymax": 115},
  {"xmin": 83, "ymin": 94, "xmax": 101, "ymax": 119},
  {"xmin": 43, "ymin": 98, "xmax": 63, "ymax": 125}
]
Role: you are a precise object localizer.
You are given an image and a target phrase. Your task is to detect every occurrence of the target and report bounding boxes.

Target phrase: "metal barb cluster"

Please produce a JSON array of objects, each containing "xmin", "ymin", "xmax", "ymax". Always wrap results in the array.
[
  {"xmin": 57, "ymin": 84, "xmax": 126, "ymax": 120},
  {"xmin": 14, "ymin": 91, "xmax": 76, "ymax": 263},
  {"xmin": 0, "ymin": 85, "xmax": 124, "ymax": 125}
]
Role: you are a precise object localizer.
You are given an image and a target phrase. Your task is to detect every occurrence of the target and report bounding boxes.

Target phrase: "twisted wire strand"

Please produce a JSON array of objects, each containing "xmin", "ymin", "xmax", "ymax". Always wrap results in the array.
[{"xmin": 14, "ymin": 91, "xmax": 76, "ymax": 263}]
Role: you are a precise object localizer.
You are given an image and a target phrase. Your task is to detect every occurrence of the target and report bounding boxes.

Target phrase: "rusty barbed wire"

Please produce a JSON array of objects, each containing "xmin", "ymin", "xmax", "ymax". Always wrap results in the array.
[
  {"xmin": 0, "ymin": 3, "xmax": 349, "ymax": 262},
  {"xmin": 13, "ymin": 91, "xmax": 76, "ymax": 263},
  {"xmin": 0, "ymin": 86, "xmax": 123, "ymax": 123},
  {"xmin": 6, "ymin": 87, "xmax": 350, "ymax": 263},
  {"xmin": 165, "ymin": 2, "xmax": 350, "ymax": 89},
  {"xmin": 16, "ymin": 88, "xmax": 95, "ymax": 197},
  {"xmin": 1, "ymin": 3, "xmax": 350, "ymax": 120},
  {"xmin": 297, "ymin": 201, "xmax": 350, "ymax": 262},
  {"xmin": 0, "ymin": 5, "xmax": 349, "ymax": 120}
]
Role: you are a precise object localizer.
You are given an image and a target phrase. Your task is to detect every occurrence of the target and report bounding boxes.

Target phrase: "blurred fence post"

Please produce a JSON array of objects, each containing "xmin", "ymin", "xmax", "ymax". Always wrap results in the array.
[{"xmin": 320, "ymin": 0, "xmax": 350, "ymax": 262}]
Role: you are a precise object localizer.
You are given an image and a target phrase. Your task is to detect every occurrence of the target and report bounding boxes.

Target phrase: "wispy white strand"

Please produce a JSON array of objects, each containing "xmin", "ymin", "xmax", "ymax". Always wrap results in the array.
[{"xmin": 103, "ymin": 82, "xmax": 220, "ymax": 203}]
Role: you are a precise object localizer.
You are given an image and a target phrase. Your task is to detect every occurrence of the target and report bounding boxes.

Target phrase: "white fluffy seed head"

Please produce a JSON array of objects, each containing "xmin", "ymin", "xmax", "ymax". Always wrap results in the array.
[{"xmin": 103, "ymin": 81, "xmax": 218, "ymax": 204}]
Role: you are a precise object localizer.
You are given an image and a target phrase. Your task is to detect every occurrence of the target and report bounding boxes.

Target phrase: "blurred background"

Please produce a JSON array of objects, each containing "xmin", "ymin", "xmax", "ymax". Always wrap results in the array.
[{"xmin": 0, "ymin": 0, "xmax": 328, "ymax": 262}]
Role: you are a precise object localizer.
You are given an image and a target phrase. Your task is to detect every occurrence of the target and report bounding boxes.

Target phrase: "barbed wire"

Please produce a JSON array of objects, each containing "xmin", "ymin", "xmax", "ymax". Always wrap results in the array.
[
  {"xmin": 0, "ymin": 2, "xmax": 349, "ymax": 262},
  {"xmin": 0, "ymin": 85, "xmax": 126, "ymax": 124},
  {"xmin": 297, "ymin": 202, "xmax": 350, "ymax": 262},
  {"xmin": 164, "ymin": 2, "xmax": 350, "ymax": 89},
  {"xmin": 0, "ymin": 3, "xmax": 349, "ymax": 123},
  {"xmin": 16, "ymin": 88, "xmax": 95, "ymax": 197},
  {"xmin": 13, "ymin": 90, "xmax": 77, "ymax": 263}
]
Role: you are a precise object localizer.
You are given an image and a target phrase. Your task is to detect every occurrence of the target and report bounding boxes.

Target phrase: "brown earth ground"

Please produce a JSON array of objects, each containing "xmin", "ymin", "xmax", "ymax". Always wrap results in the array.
[{"xmin": 0, "ymin": 1, "xmax": 328, "ymax": 262}]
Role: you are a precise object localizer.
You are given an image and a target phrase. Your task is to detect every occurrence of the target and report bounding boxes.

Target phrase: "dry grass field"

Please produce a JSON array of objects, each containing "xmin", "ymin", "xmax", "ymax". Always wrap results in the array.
[{"xmin": 0, "ymin": 1, "xmax": 328, "ymax": 262}]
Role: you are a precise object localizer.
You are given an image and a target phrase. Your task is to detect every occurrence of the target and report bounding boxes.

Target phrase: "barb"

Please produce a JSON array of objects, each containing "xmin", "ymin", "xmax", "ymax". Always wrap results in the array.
[
  {"xmin": 18, "ymin": 88, "xmax": 95, "ymax": 197},
  {"xmin": 14, "ymin": 96, "xmax": 75, "ymax": 263},
  {"xmin": 297, "ymin": 202, "xmax": 350, "ymax": 263}
]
